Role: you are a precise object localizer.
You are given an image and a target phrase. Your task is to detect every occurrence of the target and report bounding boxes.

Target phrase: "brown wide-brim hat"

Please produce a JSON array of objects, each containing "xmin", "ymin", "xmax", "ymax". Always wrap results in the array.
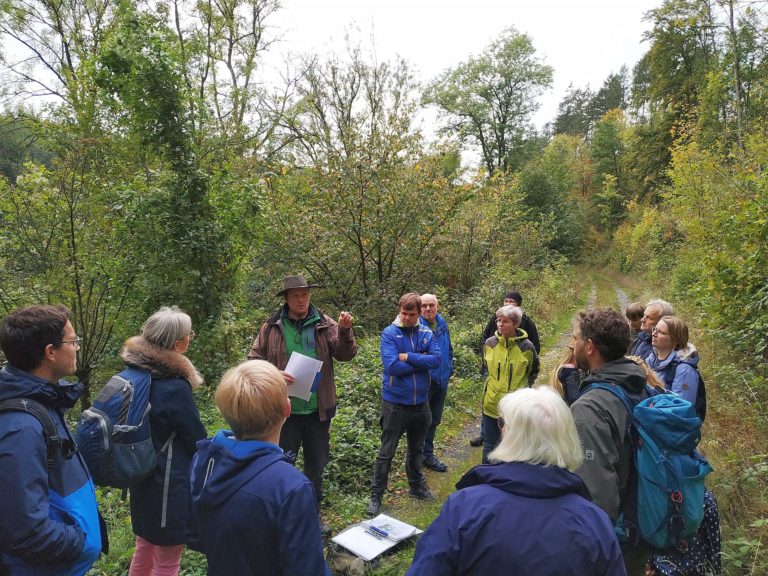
[{"xmin": 275, "ymin": 274, "xmax": 321, "ymax": 297}]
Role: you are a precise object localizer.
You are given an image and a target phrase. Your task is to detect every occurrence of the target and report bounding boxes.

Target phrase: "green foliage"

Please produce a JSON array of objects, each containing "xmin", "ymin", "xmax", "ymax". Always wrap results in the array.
[
  {"xmin": 516, "ymin": 135, "xmax": 586, "ymax": 257},
  {"xmin": 424, "ymin": 27, "xmax": 553, "ymax": 176}
]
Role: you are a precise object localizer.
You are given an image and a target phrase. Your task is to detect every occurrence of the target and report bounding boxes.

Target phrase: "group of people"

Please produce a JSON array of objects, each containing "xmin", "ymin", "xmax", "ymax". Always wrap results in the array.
[{"xmin": 0, "ymin": 279, "xmax": 718, "ymax": 576}]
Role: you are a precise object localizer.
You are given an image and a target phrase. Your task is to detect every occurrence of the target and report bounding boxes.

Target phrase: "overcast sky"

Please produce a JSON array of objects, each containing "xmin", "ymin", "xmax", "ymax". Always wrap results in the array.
[{"xmin": 263, "ymin": 0, "xmax": 662, "ymax": 130}]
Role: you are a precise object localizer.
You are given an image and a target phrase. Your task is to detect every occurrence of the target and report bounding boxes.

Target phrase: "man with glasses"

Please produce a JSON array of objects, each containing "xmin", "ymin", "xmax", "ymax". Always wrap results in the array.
[
  {"xmin": 248, "ymin": 275, "xmax": 357, "ymax": 513},
  {"xmin": 418, "ymin": 293, "xmax": 454, "ymax": 473},
  {"xmin": 0, "ymin": 305, "xmax": 104, "ymax": 576}
]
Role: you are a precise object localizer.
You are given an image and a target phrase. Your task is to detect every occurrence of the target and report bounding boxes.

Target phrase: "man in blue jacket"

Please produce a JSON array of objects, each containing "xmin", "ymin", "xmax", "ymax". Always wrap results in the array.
[
  {"xmin": 367, "ymin": 293, "xmax": 441, "ymax": 516},
  {"xmin": 418, "ymin": 293, "xmax": 454, "ymax": 473},
  {"xmin": 0, "ymin": 305, "xmax": 103, "ymax": 576}
]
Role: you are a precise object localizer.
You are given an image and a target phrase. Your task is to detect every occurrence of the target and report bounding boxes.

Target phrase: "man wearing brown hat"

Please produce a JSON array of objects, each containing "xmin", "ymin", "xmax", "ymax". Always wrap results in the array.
[{"xmin": 248, "ymin": 275, "xmax": 357, "ymax": 509}]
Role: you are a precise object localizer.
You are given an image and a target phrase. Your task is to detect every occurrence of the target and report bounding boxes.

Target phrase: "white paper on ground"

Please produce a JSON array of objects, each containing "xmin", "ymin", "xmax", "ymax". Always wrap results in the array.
[
  {"xmin": 361, "ymin": 514, "xmax": 419, "ymax": 542},
  {"xmin": 332, "ymin": 515, "xmax": 422, "ymax": 562},
  {"xmin": 332, "ymin": 525, "xmax": 397, "ymax": 562},
  {"xmin": 283, "ymin": 352, "xmax": 323, "ymax": 401}
]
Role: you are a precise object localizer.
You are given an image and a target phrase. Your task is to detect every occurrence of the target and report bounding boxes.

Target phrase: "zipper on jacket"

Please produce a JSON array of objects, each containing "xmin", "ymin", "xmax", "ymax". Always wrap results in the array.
[{"xmin": 160, "ymin": 430, "xmax": 177, "ymax": 529}]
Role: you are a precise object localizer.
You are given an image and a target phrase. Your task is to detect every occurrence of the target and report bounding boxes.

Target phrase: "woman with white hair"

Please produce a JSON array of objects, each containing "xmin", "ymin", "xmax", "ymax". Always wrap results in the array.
[
  {"xmin": 125, "ymin": 306, "xmax": 207, "ymax": 576},
  {"xmin": 407, "ymin": 387, "xmax": 626, "ymax": 576}
]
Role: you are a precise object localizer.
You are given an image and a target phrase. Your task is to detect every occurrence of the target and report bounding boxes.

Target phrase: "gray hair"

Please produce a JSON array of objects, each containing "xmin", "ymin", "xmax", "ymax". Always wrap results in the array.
[
  {"xmin": 489, "ymin": 387, "xmax": 583, "ymax": 471},
  {"xmin": 496, "ymin": 305, "xmax": 522, "ymax": 323},
  {"xmin": 646, "ymin": 299, "xmax": 674, "ymax": 317},
  {"xmin": 141, "ymin": 306, "xmax": 192, "ymax": 350}
]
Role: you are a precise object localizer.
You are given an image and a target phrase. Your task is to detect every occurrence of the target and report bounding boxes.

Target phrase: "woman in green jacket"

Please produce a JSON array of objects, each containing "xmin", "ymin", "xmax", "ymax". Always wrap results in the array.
[{"xmin": 481, "ymin": 305, "xmax": 539, "ymax": 463}]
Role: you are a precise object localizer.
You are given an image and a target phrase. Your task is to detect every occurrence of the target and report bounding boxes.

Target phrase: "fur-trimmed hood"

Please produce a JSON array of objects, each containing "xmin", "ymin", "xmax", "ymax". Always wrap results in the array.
[{"xmin": 121, "ymin": 336, "xmax": 203, "ymax": 389}]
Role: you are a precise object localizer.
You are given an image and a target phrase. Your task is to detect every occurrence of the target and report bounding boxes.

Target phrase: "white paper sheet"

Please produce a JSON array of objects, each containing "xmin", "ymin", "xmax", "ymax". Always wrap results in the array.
[
  {"xmin": 332, "ymin": 525, "xmax": 397, "ymax": 562},
  {"xmin": 284, "ymin": 352, "xmax": 323, "ymax": 401},
  {"xmin": 332, "ymin": 515, "xmax": 422, "ymax": 561}
]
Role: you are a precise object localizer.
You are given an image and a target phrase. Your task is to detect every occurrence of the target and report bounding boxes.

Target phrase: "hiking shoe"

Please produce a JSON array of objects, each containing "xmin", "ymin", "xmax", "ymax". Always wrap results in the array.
[
  {"xmin": 366, "ymin": 494, "xmax": 382, "ymax": 517},
  {"xmin": 424, "ymin": 456, "xmax": 448, "ymax": 472},
  {"xmin": 409, "ymin": 485, "xmax": 435, "ymax": 501},
  {"xmin": 469, "ymin": 434, "xmax": 484, "ymax": 447}
]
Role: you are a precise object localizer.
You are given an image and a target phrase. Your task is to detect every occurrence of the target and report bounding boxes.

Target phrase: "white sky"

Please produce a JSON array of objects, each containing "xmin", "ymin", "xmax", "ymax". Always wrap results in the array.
[{"xmin": 264, "ymin": 0, "xmax": 661, "ymax": 130}]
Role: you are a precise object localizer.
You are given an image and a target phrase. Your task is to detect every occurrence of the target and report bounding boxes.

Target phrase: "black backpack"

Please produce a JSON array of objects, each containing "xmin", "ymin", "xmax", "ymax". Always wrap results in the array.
[
  {"xmin": 661, "ymin": 359, "xmax": 707, "ymax": 421},
  {"xmin": 0, "ymin": 397, "xmax": 68, "ymax": 469}
]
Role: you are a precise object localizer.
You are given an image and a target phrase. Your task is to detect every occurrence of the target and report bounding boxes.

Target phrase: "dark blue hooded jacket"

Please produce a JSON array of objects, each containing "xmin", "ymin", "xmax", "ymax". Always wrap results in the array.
[
  {"xmin": 630, "ymin": 330, "xmax": 653, "ymax": 360},
  {"xmin": 407, "ymin": 461, "xmax": 626, "ymax": 576},
  {"xmin": 418, "ymin": 314, "xmax": 454, "ymax": 388},
  {"xmin": 0, "ymin": 365, "xmax": 102, "ymax": 576},
  {"xmin": 188, "ymin": 431, "xmax": 330, "ymax": 576}
]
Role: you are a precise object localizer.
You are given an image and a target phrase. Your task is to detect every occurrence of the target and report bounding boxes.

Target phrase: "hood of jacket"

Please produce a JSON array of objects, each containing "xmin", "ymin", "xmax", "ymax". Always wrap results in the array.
[
  {"xmin": 456, "ymin": 461, "xmax": 591, "ymax": 501},
  {"xmin": 121, "ymin": 336, "xmax": 203, "ymax": 388},
  {"xmin": 581, "ymin": 356, "xmax": 647, "ymax": 394},
  {"xmin": 190, "ymin": 430, "xmax": 287, "ymax": 509},
  {"xmin": 0, "ymin": 364, "xmax": 83, "ymax": 408},
  {"xmin": 648, "ymin": 342, "xmax": 700, "ymax": 371},
  {"xmin": 392, "ymin": 315, "xmax": 425, "ymax": 332},
  {"xmin": 491, "ymin": 327, "xmax": 529, "ymax": 347}
]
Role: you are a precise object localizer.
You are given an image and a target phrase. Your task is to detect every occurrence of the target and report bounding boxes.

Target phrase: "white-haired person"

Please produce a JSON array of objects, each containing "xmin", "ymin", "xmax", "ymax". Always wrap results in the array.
[
  {"xmin": 187, "ymin": 360, "xmax": 330, "ymax": 576},
  {"xmin": 125, "ymin": 306, "xmax": 207, "ymax": 576},
  {"xmin": 407, "ymin": 387, "xmax": 626, "ymax": 576},
  {"xmin": 480, "ymin": 304, "xmax": 539, "ymax": 463}
]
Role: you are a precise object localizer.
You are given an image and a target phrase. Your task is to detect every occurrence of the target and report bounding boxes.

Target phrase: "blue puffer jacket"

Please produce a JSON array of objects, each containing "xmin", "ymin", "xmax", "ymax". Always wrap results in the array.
[
  {"xmin": 380, "ymin": 317, "xmax": 441, "ymax": 405},
  {"xmin": 188, "ymin": 431, "xmax": 330, "ymax": 576},
  {"xmin": 645, "ymin": 344, "xmax": 701, "ymax": 405},
  {"xmin": 407, "ymin": 461, "xmax": 626, "ymax": 576},
  {"xmin": 418, "ymin": 314, "xmax": 454, "ymax": 388},
  {"xmin": 0, "ymin": 365, "xmax": 102, "ymax": 576}
]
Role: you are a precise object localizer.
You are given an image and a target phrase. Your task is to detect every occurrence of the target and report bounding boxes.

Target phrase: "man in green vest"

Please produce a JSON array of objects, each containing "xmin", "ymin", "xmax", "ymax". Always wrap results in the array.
[{"xmin": 248, "ymin": 275, "xmax": 357, "ymax": 510}]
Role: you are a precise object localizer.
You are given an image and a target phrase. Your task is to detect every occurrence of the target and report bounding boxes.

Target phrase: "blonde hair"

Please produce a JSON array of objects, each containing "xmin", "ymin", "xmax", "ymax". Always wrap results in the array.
[
  {"xmin": 488, "ymin": 387, "xmax": 583, "ymax": 471},
  {"xmin": 215, "ymin": 360, "xmax": 287, "ymax": 440},
  {"xmin": 548, "ymin": 347, "xmax": 575, "ymax": 397},
  {"xmin": 627, "ymin": 355, "xmax": 666, "ymax": 391},
  {"xmin": 141, "ymin": 306, "xmax": 192, "ymax": 350}
]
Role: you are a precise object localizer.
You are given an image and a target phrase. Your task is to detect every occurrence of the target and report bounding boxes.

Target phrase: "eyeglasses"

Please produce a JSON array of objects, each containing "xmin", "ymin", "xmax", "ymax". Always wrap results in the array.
[
  {"xmin": 59, "ymin": 336, "xmax": 82, "ymax": 349},
  {"xmin": 421, "ymin": 304, "xmax": 436, "ymax": 309},
  {"xmin": 497, "ymin": 416, "xmax": 505, "ymax": 430},
  {"xmin": 188, "ymin": 330, "xmax": 196, "ymax": 341}
]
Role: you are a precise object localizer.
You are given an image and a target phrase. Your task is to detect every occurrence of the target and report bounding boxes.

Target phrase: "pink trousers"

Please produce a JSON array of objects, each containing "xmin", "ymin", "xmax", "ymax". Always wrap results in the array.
[{"xmin": 128, "ymin": 536, "xmax": 184, "ymax": 576}]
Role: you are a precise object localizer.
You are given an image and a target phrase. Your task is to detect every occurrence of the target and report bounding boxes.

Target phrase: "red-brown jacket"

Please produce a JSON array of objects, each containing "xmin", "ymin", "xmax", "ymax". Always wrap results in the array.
[{"xmin": 247, "ymin": 306, "xmax": 357, "ymax": 421}]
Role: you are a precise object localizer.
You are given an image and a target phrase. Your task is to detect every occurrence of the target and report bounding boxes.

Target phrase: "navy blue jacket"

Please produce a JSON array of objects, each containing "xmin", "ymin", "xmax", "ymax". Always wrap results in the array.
[
  {"xmin": 630, "ymin": 330, "xmax": 653, "ymax": 360},
  {"xmin": 122, "ymin": 336, "xmax": 207, "ymax": 546},
  {"xmin": 188, "ymin": 431, "xmax": 330, "ymax": 576},
  {"xmin": 407, "ymin": 461, "xmax": 626, "ymax": 576},
  {"xmin": 380, "ymin": 318, "xmax": 441, "ymax": 405},
  {"xmin": 419, "ymin": 314, "xmax": 454, "ymax": 387},
  {"xmin": 0, "ymin": 365, "xmax": 102, "ymax": 576}
]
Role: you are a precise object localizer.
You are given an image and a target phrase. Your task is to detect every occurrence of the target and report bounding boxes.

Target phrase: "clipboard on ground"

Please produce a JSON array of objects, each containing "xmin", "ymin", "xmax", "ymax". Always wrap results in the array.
[{"xmin": 331, "ymin": 514, "xmax": 422, "ymax": 562}]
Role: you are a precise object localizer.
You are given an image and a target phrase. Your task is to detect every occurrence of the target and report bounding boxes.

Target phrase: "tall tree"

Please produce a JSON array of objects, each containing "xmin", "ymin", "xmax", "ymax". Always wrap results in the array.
[
  {"xmin": 269, "ymin": 45, "xmax": 466, "ymax": 324},
  {"xmin": 424, "ymin": 27, "xmax": 553, "ymax": 176},
  {"xmin": 553, "ymin": 85, "xmax": 595, "ymax": 136}
]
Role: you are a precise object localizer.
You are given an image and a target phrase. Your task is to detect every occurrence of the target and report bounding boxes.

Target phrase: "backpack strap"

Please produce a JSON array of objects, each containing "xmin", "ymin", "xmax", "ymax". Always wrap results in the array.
[
  {"xmin": 583, "ymin": 382, "xmax": 635, "ymax": 418},
  {"xmin": 0, "ymin": 398, "xmax": 61, "ymax": 470}
]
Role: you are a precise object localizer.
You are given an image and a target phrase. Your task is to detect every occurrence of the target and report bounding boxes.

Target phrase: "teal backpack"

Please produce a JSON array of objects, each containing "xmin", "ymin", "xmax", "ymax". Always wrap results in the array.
[{"xmin": 586, "ymin": 383, "xmax": 713, "ymax": 551}]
